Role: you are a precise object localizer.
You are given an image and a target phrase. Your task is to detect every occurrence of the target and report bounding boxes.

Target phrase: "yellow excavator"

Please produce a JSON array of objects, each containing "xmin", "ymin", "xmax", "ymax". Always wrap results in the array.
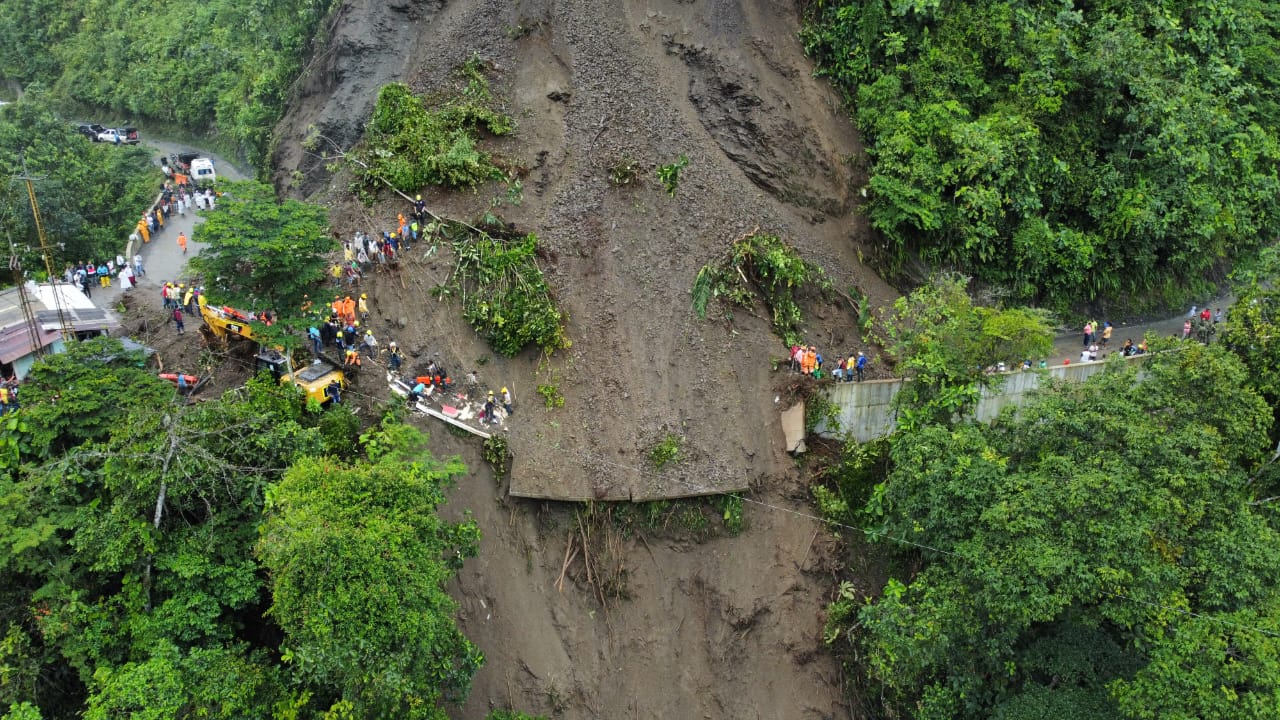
[
  {"xmin": 197, "ymin": 295, "xmax": 258, "ymax": 342},
  {"xmin": 198, "ymin": 296, "xmax": 345, "ymax": 404},
  {"xmin": 254, "ymin": 348, "xmax": 345, "ymax": 405}
]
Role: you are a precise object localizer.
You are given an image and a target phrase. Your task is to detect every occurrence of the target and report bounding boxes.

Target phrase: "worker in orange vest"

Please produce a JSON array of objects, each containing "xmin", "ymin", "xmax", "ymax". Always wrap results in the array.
[{"xmin": 177, "ymin": 232, "xmax": 188, "ymax": 254}]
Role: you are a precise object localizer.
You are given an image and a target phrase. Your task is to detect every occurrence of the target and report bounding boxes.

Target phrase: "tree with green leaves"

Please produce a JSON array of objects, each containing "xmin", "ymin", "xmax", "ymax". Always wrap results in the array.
[
  {"xmin": 803, "ymin": 0, "xmax": 1280, "ymax": 314},
  {"xmin": 190, "ymin": 180, "xmax": 333, "ymax": 313},
  {"xmin": 880, "ymin": 273, "xmax": 1052, "ymax": 429},
  {"xmin": 0, "ymin": 0, "xmax": 336, "ymax": 168},
  {"xmin": 0, "ymin": 90, "xmax": 155, "ymax": 274},
  {"xmin": 824, "ymin": 342, "xmax": 1280, "ymax": 719},
  {"xmin": 257, "ymin": 420, "xmax": 482, "ymax": 718},
  {"xmin": 1220, "ymin": 287, "xmax": 1280, "ymax": 429},
  {"xmin": 1, "ymin": 340, "xmax": 488, "ymax": 719}
]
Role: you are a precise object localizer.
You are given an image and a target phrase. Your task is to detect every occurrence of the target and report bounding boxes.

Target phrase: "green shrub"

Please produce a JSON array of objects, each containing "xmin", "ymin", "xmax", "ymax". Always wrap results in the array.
[
  {"xmin": 648, "ymin": 434, "xmax": 683, "ymax": 469},
  {"xmin": 692, "ymin": 233, "xmax": 831, "ymax": 346},
  {"xmin": 434, "ymin": 222, "xmax": 569, "ymax": 357},
  {"xmin": 360, "ymin": 73, "xmax": 513, "ymax": 192},
  {"xmin": 657, "ymin": 155, "xmax": 689, "ymax": 196},
  {"xmin": 483, "ymin": 435, "xmax": 511, "ymax": 477}
]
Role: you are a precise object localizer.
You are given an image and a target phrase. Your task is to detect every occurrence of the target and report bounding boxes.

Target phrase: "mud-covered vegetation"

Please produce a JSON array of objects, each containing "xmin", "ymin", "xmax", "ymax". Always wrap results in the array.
[
  {"xmin": 434, "ymin": 221, "xmax": 567, "ymax": 357},
  {"xmin": 804, "ymin": 0, "xmax": 1280, "ymax": 313},
  {"xmin": 692, "ymin": 232, "xmax": 831, "ymax": 347},
  {"xmin": 0, "ymin": 0, "xmax": 337, "ymax": 168},
  {"xmin": 357, "ymin": 61, "xmax": 514, "ymax": 193}
]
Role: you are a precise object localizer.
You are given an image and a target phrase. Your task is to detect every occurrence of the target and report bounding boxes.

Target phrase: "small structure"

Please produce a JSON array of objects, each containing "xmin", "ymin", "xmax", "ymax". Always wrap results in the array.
[{"xmin": 0, "ymin": 281, "xmax": 119, "ymax": 379}]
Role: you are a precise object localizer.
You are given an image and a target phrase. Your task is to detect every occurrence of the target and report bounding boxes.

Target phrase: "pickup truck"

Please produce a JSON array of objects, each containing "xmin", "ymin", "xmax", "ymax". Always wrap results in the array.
[{"xmin": 95, "ymin": 127, "xmax": 140, "ymax": 144}]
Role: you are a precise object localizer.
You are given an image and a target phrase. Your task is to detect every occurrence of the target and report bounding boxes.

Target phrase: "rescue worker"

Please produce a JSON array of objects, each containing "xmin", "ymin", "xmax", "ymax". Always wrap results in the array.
[
  {"xmin": 341, "ymin": 295, "xmax": 356, "ymax": 325},
  {"xmin": 388, "ymin": 342, "xmax": 403, "ymax": 372},
  {"xmin": 502, "ymin": 386, "xmax": 513, "ymax": 416},
  {"xmin": 482, "ymin": 392, "xmax": 497, "ymax": 425},
  {"xmin": 344, "ymin": 347, "xmax": 362, "ymax": 368},
  {"xmin": 358, "ymin": 293, "xmax": 369, "ymax": 322},
  {"xmin": 177, "ymin": 232, "xmax": 188, "ymax": 254},
  {"xmin": 407, "ymin": 380, "xmax": 426, "ymax": 404},
  {"xmin": 359, "ymin": 329, "xmax": 378, "ymax": 357}
]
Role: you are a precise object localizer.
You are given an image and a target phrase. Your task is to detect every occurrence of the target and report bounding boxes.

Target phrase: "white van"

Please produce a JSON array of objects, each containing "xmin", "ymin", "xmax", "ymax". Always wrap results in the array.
[{"xmin": 189, "ymin": 158, "xmax": 216, "ymax": 186}]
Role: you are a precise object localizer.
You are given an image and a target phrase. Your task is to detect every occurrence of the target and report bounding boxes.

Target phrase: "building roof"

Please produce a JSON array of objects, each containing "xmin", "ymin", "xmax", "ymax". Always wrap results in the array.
[{"xmin": 0, "ymin": 281, "xmax": 120, "ymax": 364}]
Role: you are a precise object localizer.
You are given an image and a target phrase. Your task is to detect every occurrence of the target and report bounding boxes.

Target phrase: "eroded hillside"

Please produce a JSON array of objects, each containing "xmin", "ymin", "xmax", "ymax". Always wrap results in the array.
[{"xmin": 273, "ymin": 1, "xmax": 887, "ymax": 716}]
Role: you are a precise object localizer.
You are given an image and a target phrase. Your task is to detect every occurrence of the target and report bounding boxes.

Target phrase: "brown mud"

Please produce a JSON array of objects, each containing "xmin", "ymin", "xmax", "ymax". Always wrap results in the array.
[{"xmin": 267, "ymin": 0, "xmax": 896, "ymax": 717}]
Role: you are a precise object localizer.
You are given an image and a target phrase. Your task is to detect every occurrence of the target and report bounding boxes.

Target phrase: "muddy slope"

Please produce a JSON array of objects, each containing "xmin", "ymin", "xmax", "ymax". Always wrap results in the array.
[
  {"xmin": 271, "ymin": 1, "xmax": 887, "ymax": 716},
  {"xmin": 276, "ymin": 0, "xmax": 889, "ymax": 501}
]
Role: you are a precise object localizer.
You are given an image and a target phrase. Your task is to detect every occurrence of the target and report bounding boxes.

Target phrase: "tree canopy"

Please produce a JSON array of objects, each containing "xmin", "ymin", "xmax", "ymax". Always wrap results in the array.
[
  {"xmin": 880, "ymin": 273, "xmax": 1053, "ymax": 428},
  {"xmin": 0, "ymin": 91, "xmax": 155, "ymax": 275},
  {"xmin": 0, "ymin": 340, "xmax": 483, "ymax": 719},
  {"xmin": 0, "ymin": 0, "xmax": 337, "ymax": 168},
  {"xmin": 190, "ymin": 180, "xmax": 334, "ymax": 313},
  {"xmin": 822, "ymin": 339, "xmax": 1280, "ymax": 718},
  {"xmin": 804, "ymin": 0, "xmax": 1280, "ymax": 313}
]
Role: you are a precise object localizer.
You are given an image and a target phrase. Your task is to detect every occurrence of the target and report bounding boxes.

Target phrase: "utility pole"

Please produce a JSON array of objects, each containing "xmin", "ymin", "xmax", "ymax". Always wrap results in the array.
[
  {"xmin": 6, "ymin": 228, "xmax": 44, "ymax": 359},
  {"xmin": 14, "ymin": 157, "xmax": 74, "ymax": 342}
]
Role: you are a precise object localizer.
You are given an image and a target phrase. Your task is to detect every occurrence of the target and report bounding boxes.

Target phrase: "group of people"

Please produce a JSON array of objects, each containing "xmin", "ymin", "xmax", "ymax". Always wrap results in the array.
[
  {"xmin": 789, "ymin": 343, "xmax": 870, "ymax": 382},
  {"xmin": 1183, "ymin": 306, "xmax": 1224, "ymax": 344},
  {"xmin": 330, "ymin": 198, "xmax": 434, "ymax": 287},
  {"xmin": 161, "ymin": 283, "xmax": 203, "ymax": 335},
  {"xmin": 64, "ymin": 254, "xmax": 145, "ymax": 296}
]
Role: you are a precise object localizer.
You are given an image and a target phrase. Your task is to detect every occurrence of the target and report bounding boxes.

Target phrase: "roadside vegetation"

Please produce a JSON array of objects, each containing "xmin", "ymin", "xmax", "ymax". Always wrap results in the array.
[
  {"xmin": 804, "ymin": 0, "xmax": 1280, "ymax": 314},
  {"xmin": 813, "ymin": 276, "xmax": 1280, "ymax": 719},
  {"xmin": 0, "ymin": 91, "xmax": 155, "ymax": 275},
  {"xmin": 0, "ymin": 0, "xmax": 337, "ymax": 169}
]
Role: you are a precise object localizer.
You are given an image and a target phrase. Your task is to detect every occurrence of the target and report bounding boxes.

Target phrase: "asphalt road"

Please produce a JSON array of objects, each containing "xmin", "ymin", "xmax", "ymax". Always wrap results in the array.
[
  {"xmin": 93, "ymin": 140, "xmax": 247, "ymax": 308},
  {"xmin": 1047, "ymin": 290, "xmax": 1236, "ymax": 365}
]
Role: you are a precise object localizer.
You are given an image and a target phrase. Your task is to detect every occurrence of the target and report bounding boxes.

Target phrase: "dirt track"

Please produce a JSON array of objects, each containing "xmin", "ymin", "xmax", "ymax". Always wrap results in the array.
[{"xmin": 271, "ymin": 0, "xmax": 886, "ymax": 716}]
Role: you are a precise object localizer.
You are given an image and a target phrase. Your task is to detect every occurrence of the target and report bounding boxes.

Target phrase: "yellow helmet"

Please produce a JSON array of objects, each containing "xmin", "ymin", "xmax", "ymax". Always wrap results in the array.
[
  {"xmin": 361, "ymin": 293, "xmax": 367, "ymax": 299},
  {"xmin": 501, "ymin": 387, "xmax": 508, "ymax": 393}
]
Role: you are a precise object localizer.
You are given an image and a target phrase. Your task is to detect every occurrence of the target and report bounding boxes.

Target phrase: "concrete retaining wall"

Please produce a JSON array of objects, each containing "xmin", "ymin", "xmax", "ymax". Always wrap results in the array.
[{"xmin": 817, "ymin": 358, "xmax": 1139, "ymax": 441}]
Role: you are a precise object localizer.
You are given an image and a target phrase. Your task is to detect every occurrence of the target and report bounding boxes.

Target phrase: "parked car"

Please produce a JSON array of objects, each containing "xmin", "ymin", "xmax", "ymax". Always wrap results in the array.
[{"xmin": 76, "ymin": 123, "xmax": 107, "ymax": 140}]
